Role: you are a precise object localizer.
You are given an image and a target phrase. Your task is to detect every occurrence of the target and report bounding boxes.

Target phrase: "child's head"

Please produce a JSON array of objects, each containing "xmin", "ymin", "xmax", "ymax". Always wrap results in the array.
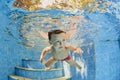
[
  {"xmin": 48, "ymin": 29, "xmax": 66, "ymax": 49},
  {"xmin": 48, "ymin": 29, "xmax": 66, "ymax": 40}
]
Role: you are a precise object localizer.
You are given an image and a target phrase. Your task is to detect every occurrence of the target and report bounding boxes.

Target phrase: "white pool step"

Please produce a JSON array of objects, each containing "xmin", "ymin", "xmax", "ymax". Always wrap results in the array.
[
  {"xmin": 9, "ymin": 75, "xmax": 71, "ymax": 80},
  {"xmin": 15, "ymin": 66, "xmax": 63, "ymax": 79}
]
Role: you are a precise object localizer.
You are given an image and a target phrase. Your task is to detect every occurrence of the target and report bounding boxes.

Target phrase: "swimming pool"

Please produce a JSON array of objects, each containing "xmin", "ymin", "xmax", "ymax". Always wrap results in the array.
[{"xmin": 0, "ymin": 0, "xmax": 120, "ymax": 80}]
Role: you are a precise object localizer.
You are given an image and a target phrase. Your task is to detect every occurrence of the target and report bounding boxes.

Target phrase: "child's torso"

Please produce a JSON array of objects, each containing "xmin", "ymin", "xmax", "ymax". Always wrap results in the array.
[{"xmin": 51, "ymin": 47, "xmax": 69, "ymax": 60}]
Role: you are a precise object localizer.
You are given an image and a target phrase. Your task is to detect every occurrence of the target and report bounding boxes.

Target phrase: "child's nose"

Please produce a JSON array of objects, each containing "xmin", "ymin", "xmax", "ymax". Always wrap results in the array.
[
  {"xmin": 59, "ymin": 41, "xmax": 63, "ymax": 45},
  {"xmin": 59, "ymin": 42, "xmax": 62, "ymax": 45}
]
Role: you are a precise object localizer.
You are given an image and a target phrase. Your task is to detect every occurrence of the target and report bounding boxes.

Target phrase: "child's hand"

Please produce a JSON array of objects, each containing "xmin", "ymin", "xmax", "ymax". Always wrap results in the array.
[
  {"xmin": 74, "ymin": 48, "xmax": 83, "ymax": 54},
  {"xmin": 40, "ymin": 57, "xmax": 44, "ymax": 63}
]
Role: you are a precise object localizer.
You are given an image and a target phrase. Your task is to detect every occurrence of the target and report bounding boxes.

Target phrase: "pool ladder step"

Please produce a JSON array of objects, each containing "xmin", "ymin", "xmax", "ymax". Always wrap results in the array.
[
  {"xmin": 9, "ymin": 75, "xmax": 71, "ymax": 80},
  {"xmin": 8, "ymin": 58, "xmax": 71, "ymax": 80},
  {"xmin": 15, "ymin": 66, "xmax": 63, "ymax": 79}
]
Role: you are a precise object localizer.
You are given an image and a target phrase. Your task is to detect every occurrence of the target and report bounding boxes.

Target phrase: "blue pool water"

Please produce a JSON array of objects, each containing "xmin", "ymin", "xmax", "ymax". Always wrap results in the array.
[{"xmin": 0, "ymin": 0, "xmax": 120, "ymax": 80}]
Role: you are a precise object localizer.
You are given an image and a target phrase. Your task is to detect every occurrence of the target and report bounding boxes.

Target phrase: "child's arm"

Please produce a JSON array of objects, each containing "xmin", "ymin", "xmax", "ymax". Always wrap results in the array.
[
  {"xmin": 40, "ymin": 46, "xmax": 52, "ymax": 63},
  {"xmin": 65, "ymin": 44, "xmax": 83, "ymax": 54}
]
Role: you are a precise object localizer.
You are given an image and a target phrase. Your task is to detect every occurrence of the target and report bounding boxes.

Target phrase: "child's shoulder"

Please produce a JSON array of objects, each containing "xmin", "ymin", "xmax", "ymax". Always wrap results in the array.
[
  {"xmin": 65, "ymin": 43, "xmax": 71, "ymax": 48},
  {"xmin": 47, "ymin": 45, "xmax": 53, "ymax": 48},
  {"xmin": 44, "ymin": 45, "xmax": 53, "ymax": 50}
]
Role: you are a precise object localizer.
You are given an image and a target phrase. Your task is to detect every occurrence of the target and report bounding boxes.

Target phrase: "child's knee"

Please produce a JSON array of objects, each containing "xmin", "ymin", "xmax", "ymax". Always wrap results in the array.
[
  {"xmin": 45, "ymin": 60, "xmax": 54, "ymax": 67},
  {"xmin": 45, "ymin": 63, "xmax": 50, "ymax": 67},
  {"xmin": 51, "ymin": 57, "xmax": 56, "ymax": 61}
]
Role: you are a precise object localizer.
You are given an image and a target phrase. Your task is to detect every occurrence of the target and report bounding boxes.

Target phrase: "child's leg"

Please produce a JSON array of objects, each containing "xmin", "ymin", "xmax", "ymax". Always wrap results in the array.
[
  {"xmin": 65, "ymin": 58, "xmax": 81, "ymax": 70},
  {"xmin": 45, "ymin": 57, "xmax": 56, "ymax": 70}
]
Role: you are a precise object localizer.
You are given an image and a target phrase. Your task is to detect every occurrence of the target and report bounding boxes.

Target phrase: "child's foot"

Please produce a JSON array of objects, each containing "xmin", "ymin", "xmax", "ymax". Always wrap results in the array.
[
  {"xmin": 78, "ymin": 66, "xmax": 81, "ymax": 70},
  {"xmin": 80, "ymin": 64, "xmax": 87, "ymax": 78},
  {"xmin": 45, "ymin": 67, "xmax": 52, "ymax": 71}
]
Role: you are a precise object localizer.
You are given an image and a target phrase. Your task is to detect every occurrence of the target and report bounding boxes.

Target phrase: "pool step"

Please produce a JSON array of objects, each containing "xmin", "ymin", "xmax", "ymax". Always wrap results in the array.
[
  {"xmin": 15, "ymin": 66, "xmax": 63, "ymax": 79},
  {"xmin": 22, "ymin": 58, "xmax": 45, "ymax": 69},
  {"xmin": 8, "ymin": 75, "xmax": 32, "ymax": 80},
  {"xmin": 22, "ymin": 58, "xmax": 63, "ymax": 69},
  {"xmin": 8, "ymin": 75, "xmax": 71, "ymax": 80}
]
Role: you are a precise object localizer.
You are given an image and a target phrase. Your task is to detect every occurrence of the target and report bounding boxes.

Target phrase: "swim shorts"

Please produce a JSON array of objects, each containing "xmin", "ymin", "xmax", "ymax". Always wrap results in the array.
[{"xmin": 61, "ymin": 55, "xmax": 71, "ymax": 61}]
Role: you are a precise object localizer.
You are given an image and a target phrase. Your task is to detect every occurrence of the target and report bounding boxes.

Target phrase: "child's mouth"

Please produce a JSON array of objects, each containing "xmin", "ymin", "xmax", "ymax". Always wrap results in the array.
[{"xmin": 59, "ymin": 47, "xmax": 63, "ymax": 48}]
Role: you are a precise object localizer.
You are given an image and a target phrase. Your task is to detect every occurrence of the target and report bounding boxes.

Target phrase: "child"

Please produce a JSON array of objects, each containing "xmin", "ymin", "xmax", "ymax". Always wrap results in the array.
[{"xmin": 40, "ymin": 29, "xmax": 83, "ymax": 70}]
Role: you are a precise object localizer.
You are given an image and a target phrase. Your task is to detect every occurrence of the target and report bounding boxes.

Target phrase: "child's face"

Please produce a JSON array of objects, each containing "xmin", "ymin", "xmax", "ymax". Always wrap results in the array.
[{"xmin": 50, "ymin": 33, "xmax": 66, "ymax": 50}]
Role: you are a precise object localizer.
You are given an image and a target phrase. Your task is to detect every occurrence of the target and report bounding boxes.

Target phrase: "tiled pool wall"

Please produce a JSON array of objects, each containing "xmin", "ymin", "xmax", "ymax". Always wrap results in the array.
[{"xmin": 0, "ymin": 0, "xmax": 120, "ymax": 80}]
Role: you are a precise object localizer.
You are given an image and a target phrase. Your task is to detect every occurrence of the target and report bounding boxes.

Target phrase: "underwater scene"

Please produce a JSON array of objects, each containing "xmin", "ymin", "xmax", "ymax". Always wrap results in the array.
[{"xmin": 0, "ymin": 0, "xmax": 120, "ymax": 80}]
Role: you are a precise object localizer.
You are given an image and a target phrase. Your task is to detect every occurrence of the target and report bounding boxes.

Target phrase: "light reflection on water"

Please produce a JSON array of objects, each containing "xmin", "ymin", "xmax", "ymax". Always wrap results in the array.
[{"xmin": 6, "ymin": 1, "xmax": 120, "ymax": 50}]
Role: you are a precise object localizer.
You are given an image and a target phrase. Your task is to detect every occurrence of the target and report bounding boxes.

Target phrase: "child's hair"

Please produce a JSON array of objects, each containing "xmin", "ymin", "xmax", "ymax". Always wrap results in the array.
[{"xmin": 48, "ymin": 29, "xmax": 66, "ymax": 40}]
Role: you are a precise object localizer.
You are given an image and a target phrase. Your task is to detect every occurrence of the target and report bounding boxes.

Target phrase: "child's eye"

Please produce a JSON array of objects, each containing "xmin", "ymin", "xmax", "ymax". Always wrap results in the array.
[
  {"xmin": 63, "ymin": 39, "xmax": 65, "ymax": 41},
  {"xmin": 55, "ymin": 41, "xmax": 60, "ymax": 44}
]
